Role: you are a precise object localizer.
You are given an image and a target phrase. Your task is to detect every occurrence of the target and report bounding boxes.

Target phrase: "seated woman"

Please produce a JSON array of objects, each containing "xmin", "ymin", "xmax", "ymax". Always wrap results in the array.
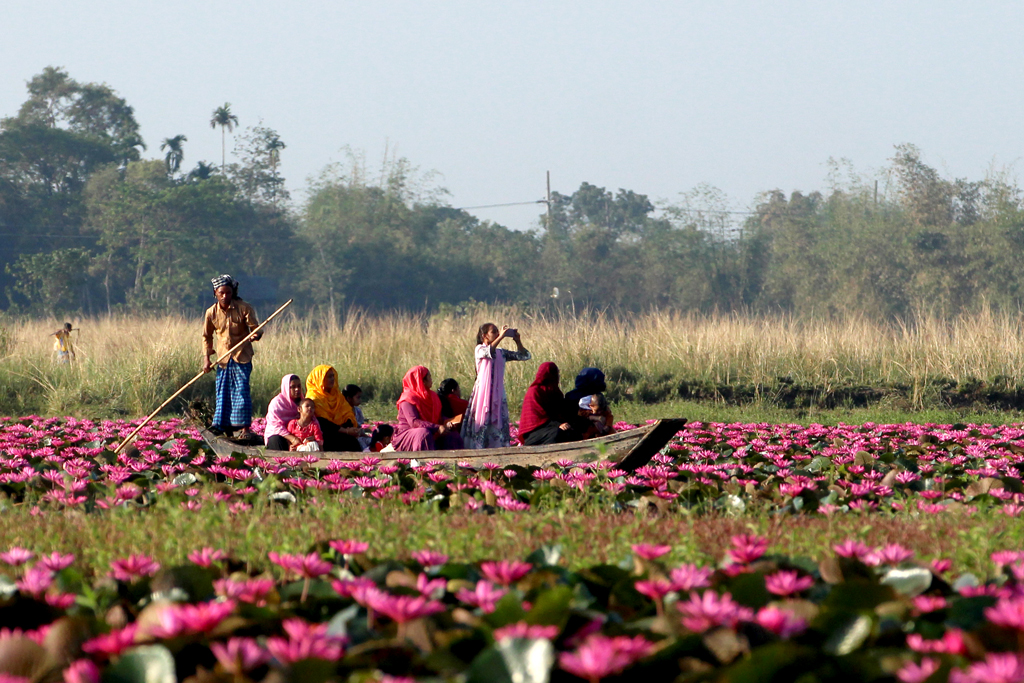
[
  {"xmin": 564, "ymin": 367, "xmax": 607, "ymax": 434},
  {"xmin": 264, "ymin": 374, "xmax": 303, "ymax": 451},
  {"xmin": 393, "ymin": 366, "xmax": 463, "ymax": 452},
  {"xmin": 305, "ymin": 364, "xmax": 362, "ymax": 452},
  {"xmin": 519, "ymin": 362, "xmax": 582, "ymax": 446},
  {"xmin": 438, "ymin": 378, "xmax": 468, "ymax": 421}
]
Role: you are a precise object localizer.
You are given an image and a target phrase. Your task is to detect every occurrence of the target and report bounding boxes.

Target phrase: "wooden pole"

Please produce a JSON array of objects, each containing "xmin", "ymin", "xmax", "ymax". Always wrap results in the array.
[
  {"xmin": 113, "ymin": 299, "xmax": 293, "ymax": 454},
  {"xmin": 546, "ymin": 170, "xmax": 552, "ymax": 228}
]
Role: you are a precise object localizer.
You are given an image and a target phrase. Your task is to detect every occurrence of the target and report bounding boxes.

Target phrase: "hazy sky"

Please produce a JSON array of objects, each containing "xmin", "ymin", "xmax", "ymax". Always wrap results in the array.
[{"xmin": 3, "ymin": 1, "xmax": 1023, "ymax": 230}]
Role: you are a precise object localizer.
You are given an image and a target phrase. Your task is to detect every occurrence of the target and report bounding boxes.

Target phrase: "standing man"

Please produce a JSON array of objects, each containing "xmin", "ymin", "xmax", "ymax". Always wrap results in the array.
[{"xmin": 202, "ymin": 275, "xmax": 262, "ymax": 438}]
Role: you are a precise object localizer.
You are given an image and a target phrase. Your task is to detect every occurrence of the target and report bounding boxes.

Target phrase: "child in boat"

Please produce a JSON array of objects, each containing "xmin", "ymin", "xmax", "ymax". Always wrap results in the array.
[
  {"xmin": 462, "ymin": 323, "xmax": 531, "ymax": 449},
  {"xmin": 343, "ymin": 384, "xmax": 371, "ymax": 449},
  {"xmin": 438, "ymin": 378, "xmax": 468, "ymax": 420},
  {"xmin": 369, "ymin": 424, "xmax": 394, "ymax": 452},
  {"xmin": 578, "ymin": 394, "xmax": 615, "ymax": 438},
  {"xmin": 287, "ymin": 398, "xmax": 324, "ymax": 451}
]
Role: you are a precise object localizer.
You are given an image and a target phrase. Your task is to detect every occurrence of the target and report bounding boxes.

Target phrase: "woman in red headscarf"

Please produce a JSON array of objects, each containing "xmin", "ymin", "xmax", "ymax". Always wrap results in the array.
[
  {"xmin": 519, "ymin": 362, "xmax": 582, "ymax": 446},
  {"xmin": 393, "ymin": 366, "xmax": 464, "ymax": 451}
]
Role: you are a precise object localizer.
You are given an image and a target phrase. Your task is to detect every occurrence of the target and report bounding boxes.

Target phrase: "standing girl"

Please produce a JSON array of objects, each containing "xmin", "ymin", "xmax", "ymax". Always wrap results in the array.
[{"xmin": 461, "ymin": 323, "xmax": 531, "ymax": 449}]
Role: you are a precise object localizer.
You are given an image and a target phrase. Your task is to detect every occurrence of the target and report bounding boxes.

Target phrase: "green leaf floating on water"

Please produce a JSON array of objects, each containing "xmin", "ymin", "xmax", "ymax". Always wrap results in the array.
[
  {"xmin": 880, "ymin": 567, "xmax": 932, "ymax": 597},
  {"xmin": 467, "ymin": 638, "xmax": 555, "ymax": 683},
  {"xmin": 103, "ymin": 645, "xmax": 175, "ymax": 683},
  {"xmin": 823, "ymin": 614, "xmax": 873, "ymax": 656}
]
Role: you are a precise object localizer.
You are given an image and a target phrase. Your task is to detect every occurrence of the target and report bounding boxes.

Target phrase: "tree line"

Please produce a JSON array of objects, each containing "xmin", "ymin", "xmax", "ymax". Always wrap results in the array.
[{"xmin": 3, "ymin": 67, "xmax": 1024, "ymax": 320}]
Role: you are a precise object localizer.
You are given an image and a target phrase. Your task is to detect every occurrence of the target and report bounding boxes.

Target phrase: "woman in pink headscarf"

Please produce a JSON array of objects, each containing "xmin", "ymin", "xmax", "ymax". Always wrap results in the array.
[
  {"xmin": 461, "ymin": 323, "xmax": 531, "ymax": 449},
  {"xmin": 264, "ymin": 374, "xmax": 303, "ymax": 450},
  {"xmin": 393, "ymin": 366, "xmax": 464, "ymax": 451}
]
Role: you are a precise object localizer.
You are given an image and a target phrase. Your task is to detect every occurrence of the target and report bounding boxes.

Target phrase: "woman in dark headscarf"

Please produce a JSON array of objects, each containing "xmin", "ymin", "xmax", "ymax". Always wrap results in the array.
[
  {"xmin": 563, "ymin": 367, "xmax": 608, "ymax": 435},
  {"xmin": 519, "ymin": 362, "xmax": 582, "ymax": 446}
]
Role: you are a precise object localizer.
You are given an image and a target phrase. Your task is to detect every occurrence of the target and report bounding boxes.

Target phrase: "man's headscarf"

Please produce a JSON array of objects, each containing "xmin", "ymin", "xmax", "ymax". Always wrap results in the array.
[{"xmin": 211, "ymin": 274, "xmax": 237, "ymax": 291}]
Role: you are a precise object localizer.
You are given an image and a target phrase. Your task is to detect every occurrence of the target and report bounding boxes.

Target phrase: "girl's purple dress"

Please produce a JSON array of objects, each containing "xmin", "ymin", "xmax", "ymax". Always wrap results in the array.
[{"xmin": 393, "ymin": 402, "xmax": 464, "ymax": 452}]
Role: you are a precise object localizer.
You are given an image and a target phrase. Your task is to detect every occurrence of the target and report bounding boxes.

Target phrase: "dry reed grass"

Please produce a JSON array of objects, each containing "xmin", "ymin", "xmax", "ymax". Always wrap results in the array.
[{"xmin": 2, "ymin": 306, "xmax": 1024, "ymax": 417}]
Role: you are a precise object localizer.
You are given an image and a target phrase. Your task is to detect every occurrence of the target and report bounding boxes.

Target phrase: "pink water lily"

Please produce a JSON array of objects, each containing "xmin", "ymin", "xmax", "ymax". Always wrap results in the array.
[
  {"xmin": 950, "ymin": 652, "xmax": 1024, "ymax": 683},
  {"xmin": 269, "ymin": 551, "xmax": 333, "ymax": 579},
  {"xmin": 559, "ymin": 633, "xmax": 653, "ymax": 682},
  {"xmin": 109, "ymin": 554, "xmax": 160, "ymax": 582},
  {"xmin": 62, "ymin": 659, "xmax": 101, "ymax": 683},
  {"xmin": 755, "ymin": 606, "xmax": 807, "ymax": 638},
  {"xmin": 16, "ymin": 566, "xmax": 53, "ymax": 596},
  {"xmin": 411, "ymin": 549, "xmax": 448, "ymax": 567},
  {"xmin": 416, "ymin": 573, "xmax": 447, "ymax": 598},
  {"xmin": 148, "ymin": 599, "xmax": 236, "ymax": 638},
  {"xmin": 210, "ymin": 637, "xmax": 269, "ymax": 675},
  {"xmin": 480, "ymin": 560, "xmax": 532, "ymax": 586},
  {"xmin": 727, "ymin": 534, "xmax": 768, "ymax": 564},
  {"xmin": 634, "ymin": 578, "xmax": 673, "ymax": 601},
  {"xmin": 81, "ymin": 624, "xmax": 139, "ymax": 657},
  {"xmin": 896, "ymin": 657, "xmax": 939, "ymax": 683},
  {"xmin": 328, "ymin": 539, "xmax": 369, "ymax": 555},
  {"xmin": 669, "ymin": 564, "xmax": 713, "ymax": 592},
  {"xmin": 678, "ymin": 590, "xmax": 754, "ymax": 633},
  {"xmin": 265, "ymin": 619, "xmax": 345, "ymax": 664},
  {"xmin": 456, "ymin": 580, "xmax": 508, "ymax": 613},
  {"xmin": 631, "ymin": 543, "xmax": 671, "ymax": 560},
  {"xmin": 765, "ymin": 570, "xmax": 814, "ymax": 597},
  {"xmin": 38, "ymin": 552, "xmax": 75, "ymax": 572},
  {"xmin": 214, "ymin": 577, "xmax": 275, "ymax": 605},
  {"xmin": 367, "ymin": 591, "xmax": 445, "ymax": 624},
  {"xmin": 0, "ymin": 547, "xmax": 34, "ymax": 566},
  {"xmin": 187, "ymin": 547, "xmax": 227, "ymax": 567}
]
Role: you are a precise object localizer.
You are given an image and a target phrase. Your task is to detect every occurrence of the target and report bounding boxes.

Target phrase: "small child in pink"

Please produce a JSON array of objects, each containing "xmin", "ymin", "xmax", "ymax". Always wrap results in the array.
[{"xmin": 287, "ymin": 398, "xmax": 324, "ymax": 451}]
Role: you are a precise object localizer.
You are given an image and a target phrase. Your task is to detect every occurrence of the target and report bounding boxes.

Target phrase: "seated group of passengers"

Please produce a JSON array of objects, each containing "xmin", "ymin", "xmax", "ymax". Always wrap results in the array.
[{"xmin": 261, "ymin": 323, "xmax": 613, "ymax": 453}]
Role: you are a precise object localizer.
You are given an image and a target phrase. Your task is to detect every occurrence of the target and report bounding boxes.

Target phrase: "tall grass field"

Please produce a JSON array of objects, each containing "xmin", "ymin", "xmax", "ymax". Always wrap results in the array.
[{"xmin": 2, "ymin": 306, "xmax": 1024, "ymax": 418}]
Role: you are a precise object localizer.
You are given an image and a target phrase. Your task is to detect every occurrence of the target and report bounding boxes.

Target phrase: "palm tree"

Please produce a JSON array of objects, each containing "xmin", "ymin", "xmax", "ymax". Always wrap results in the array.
[
  {"xmin": 159, "ymin": 134, "xmax": 187, "ymax": 175},
  {"xmin": 209, "ymin": 103, "xmax": 239, "ymax": 172},
  {"xmin": 263, "ymin": 132, "xmax": 286, "ymax": 206},
  {"xmin": 187, "ymin": 161, "xmax": 216, "ymax": 182}
]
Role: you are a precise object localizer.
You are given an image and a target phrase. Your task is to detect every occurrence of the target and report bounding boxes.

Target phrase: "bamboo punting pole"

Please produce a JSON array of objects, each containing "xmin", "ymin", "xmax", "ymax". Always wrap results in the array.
[{"xmin": 113, "ymin": 299, "xmax": 293, "ymax": 454}]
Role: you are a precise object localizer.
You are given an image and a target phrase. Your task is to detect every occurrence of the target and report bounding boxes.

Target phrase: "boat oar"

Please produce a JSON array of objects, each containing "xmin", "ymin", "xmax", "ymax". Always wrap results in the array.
[{"xmin": 113, "ymin": 299, "xmax": 293, "ymax": 454}]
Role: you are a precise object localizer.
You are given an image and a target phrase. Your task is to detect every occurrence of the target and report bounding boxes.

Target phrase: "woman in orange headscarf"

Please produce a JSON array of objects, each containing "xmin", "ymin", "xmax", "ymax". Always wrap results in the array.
[
  {"xmin": 393, "ymin": 366, "xmax": 463, "ymax": 451},
  {"xmin": 306, "ymin": 364, "xmax": 362, "ymax": 452}
]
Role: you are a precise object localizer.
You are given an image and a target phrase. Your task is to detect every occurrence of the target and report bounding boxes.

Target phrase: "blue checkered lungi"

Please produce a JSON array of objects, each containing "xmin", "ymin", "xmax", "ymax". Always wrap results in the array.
[{"xmin": 213, "ymin": 360, "xmax": 253, "ymax": 429}]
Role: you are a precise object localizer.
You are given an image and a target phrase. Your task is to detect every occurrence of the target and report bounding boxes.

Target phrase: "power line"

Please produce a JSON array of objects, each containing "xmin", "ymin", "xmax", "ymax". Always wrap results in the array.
[{"xmin": 454, "ymin": 199, "xmax": 547, "ymax": 210}]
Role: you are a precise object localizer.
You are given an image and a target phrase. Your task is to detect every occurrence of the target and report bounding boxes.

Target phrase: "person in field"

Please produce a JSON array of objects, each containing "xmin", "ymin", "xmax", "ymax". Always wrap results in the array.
[
  {"xmin": 287, "ymin": 398, "xmax": 325, "ymax": 451},
  {"xmin": 305, "ymin": 364, "xmax": 363, "ymax": 452},
  {"xmin": 264, "ymin": 374, "xmax": 303, "ymax": 451},
  {"xmin": 394, "ymin": 365, "xmax": 463, "ymax": 451},
  {"xmin": 438, "ymin": 378, "xmax": 468, "ymax": 420},
  {"xmin": 461, "ymin": 323, "xmax": 531, "ymax": 449},
  {"xmin": 518, "ymin": 362, "xmax": 582, "ymax": 446},
  {"xmin": 202, "ymin": 275, "xmax": 261, "ymax": 438},
  {"xmin": 52, "ymin": 322, "xmax": 75, "ymax": 364}
]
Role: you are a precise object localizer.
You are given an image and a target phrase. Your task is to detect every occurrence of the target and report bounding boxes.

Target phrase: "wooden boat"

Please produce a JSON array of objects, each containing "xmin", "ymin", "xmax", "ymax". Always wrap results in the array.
[{"xmin": 201, "ymin": 418, "xmax": 686, "ymax": 472}]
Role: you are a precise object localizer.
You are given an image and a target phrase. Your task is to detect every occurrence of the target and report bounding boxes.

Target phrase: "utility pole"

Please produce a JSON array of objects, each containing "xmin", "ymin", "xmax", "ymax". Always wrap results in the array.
[
  {"xmin": 546, "ymin": 170, "xmax": 552, "ymax": 229},
  {"xmin": 874, "ymin": 180, "xmax": 878, "ymax": 205}
]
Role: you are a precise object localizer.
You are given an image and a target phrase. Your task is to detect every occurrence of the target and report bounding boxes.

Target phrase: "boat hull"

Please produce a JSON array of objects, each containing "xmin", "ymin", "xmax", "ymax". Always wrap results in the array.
[{"xmin": 201, "ymin": 418, "xmax": 686, "ymax": 472}]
